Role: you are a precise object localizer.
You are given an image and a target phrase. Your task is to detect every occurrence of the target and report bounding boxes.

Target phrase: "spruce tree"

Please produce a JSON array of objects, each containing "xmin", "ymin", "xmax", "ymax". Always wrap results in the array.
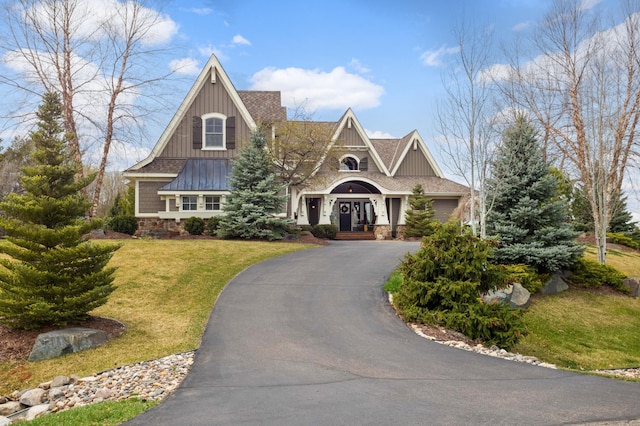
[
  {"xmin": 486, "ymin": 115, "xmax": 583, "ymax": 273},
  {"xmin": 217, "ymin": 128, "xmax": 290, "ymax": 240},
  {"xmin": 0, "ymin": 92, "xmax": 119, "ymax": 330},
  {"xmin": 404, "ymin": 184, "xmax": 436, "ymax": 237}
]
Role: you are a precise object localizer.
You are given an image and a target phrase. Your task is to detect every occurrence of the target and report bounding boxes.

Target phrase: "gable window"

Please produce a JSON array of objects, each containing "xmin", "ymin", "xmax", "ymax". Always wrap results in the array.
[
  {"xmin": 182, "ymin": 196, "xmax": 198, "ymax": 211},
  {"xmin": 340, "ymin": 156, "xmax": 359, "ymax": 171},
  {"xmin": 205, "ymin": 195, "xmax": 221, "ymax": 211}
]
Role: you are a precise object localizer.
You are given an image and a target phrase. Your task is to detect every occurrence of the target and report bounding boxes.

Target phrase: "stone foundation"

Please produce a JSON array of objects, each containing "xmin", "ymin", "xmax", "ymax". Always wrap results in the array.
[
  {"xmin": 373, "ymin": 225, "xmax": 392, "ymax": 240},
  {"xmin": 136, "ymin": 218, "xmax": 185, "ymax": 237},
  {"xmin": 394, "ymin": 225, "xmax": 406, "ymax": 240}
]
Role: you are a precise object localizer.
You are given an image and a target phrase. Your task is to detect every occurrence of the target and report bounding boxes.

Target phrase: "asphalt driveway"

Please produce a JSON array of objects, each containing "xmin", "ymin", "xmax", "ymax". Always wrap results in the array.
[{"xmin": 127, "ymin": 241, "xmax": 640, "ymax": 425}]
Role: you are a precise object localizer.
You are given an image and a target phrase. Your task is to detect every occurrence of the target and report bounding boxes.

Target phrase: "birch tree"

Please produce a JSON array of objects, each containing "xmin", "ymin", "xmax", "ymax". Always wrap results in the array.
[
  {"xmin": 492, "ymin": 0, "xmax": 640, "ymax": 264},
  {"xmin": 0, "ymin": 0, "xmax": 177, "ymax": 216},
  {"xmin": 435, "ymin": 18, "xmax": 497, "ymax": 238}
]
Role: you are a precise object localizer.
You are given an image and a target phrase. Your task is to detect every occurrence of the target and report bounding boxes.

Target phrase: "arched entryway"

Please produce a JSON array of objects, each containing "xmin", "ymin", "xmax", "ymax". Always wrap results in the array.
[{"xmin": 330, "ymin": 181, "xmax": 380, "ymax": 233}]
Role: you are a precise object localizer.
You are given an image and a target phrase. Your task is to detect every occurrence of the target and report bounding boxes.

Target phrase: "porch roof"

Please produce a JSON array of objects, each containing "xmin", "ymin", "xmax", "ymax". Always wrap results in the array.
[{"xmin": 158, "ymin": 159, "xmax": 232, "ymax": 191}]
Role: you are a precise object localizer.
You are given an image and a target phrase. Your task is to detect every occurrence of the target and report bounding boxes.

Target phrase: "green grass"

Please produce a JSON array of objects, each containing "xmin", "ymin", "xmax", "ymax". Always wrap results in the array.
[
  {"xmin": 25, "ymin": 399, "xmax": 158, "ymax": 425},
  {"xmin": 0, "ymin": 239, "xmax": 313, "ymax": 396}
]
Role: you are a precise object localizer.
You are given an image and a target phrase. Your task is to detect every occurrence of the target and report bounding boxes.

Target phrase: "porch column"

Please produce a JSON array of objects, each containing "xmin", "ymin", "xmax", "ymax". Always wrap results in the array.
[
  {"xmin": 370, "ymin": 195, "xmax": 389, "ymax": 225},
  {"xmin": 398, "ymin": 195, "xmax": 409, "ymax": 225},
  {"xmin": 296, "ymin": 195, "xmax": 310, "ymax": 226},
  {"xmin": 318, "ymin": 195, "xmax": 335, "ymax": 225}
]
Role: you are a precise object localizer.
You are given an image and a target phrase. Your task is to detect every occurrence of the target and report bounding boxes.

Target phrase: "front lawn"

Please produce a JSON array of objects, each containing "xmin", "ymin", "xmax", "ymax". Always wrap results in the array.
[{"xmin": 0, "ymin": 239, "xmax": 312, "ymax": 396}]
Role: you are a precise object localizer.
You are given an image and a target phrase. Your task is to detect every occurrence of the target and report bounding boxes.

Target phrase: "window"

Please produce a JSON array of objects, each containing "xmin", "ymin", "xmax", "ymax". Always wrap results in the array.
[
  {"xmin": 340, "ymin": 156, "xmax": 358, "ymax": 171},
  {"xmin": 182, "ymin": 196, "xmax": 197, "ymax": 211},
  {"xmin": 204, "ymin": 117, "xmax": 224, "ymax": 148},
  {"xmin": 205, "ymin": 196, "xmax": 221, "ymax": 211}
]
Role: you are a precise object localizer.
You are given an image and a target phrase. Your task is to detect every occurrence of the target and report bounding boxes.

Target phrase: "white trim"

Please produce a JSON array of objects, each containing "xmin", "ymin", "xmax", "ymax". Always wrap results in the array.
[
  {"xmin": 123, "ymin": 172, "xmax": 177, "ymax": 179},
  {"xmin": 201, "ymin": 112, "xmax": 227, "ymax": 150},
  {"xmin": 128, "ymin": 54, "xmax": 256, "ymax": 171}
]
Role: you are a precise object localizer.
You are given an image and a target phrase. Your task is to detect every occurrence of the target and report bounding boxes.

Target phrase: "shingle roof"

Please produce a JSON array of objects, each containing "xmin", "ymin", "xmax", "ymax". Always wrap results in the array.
[
  {"xmin": 308, "ymin": 171, "xmax": 468, "ymax": 195},
  {"xmin": 158, "ymin": 159, "xmax": 232, "ymax": 191},
  {"xmin": 238, "ymin": 91, "xmax": 286, "ymax": 123},
  {"xmin": 370, "ymin": 136, "xmax": 410, "ymax": 171},
  {"xmin": 127, "ymin": 158, "xmax": 186, "ymax": 174}
]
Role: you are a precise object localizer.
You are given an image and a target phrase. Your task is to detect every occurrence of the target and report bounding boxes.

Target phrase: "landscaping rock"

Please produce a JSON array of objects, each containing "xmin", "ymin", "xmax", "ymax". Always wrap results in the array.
[
  {"xmin": 622, "ymin": 277, "xmax": 640, "ymax": 297},
  {"xmin": 29, "ymin": 328, "xmax": 108, "ymax": 361},
  {"xmin": 0, "ymin": 401, "xmax": 21, "ymax": 416},
  {"xmin": 482, "ymin": 283, "xmax": 530, "ymax": 309},
  {"xmin": 541, "ymin": 271, "xmax": 570, "ymax": 295},
  {"xmin": 50, "ymin": 375, "xmax": 70, "ymax": 388},
  {"xmin": 25, "ymin": 404, "xmax": 51, "ymax": 421},
  {"xmin": 0, "ymin": 416, "xmax": 11, "ymax": 426},
  {"xmin": 19, "ymin": 388, "xmax": 46, "ymax": 407}
]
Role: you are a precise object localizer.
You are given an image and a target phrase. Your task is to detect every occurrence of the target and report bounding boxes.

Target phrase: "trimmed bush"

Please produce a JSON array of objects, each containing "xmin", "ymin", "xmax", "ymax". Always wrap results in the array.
[
  {"xmin": 569, "ymin": 258, "xmax": 628, "ymax": 293},
  {"xmin": 607, "ymin": 232, "xmax": 640, "ymax": 250},
  {"xmin": 184, "ymin": 217, "xmax": 205, "ymax": 235},
  {"xmin": 394, "ymin": 221, "xmax": 526, "ymax": 349},
  {"xmin": 302, "ymin": 224, "xmax": 338, "ymax": 239},
  {"xmin": 105, "ymin": 215, "xmax": 138, "ymax": 236},
  {"xmin": 498, "ymin": 264, "xmax": 544, "ymax": 295},
  {"xmin": 207, "ymin": 216, "xmax": 221, "ymax": 235}
]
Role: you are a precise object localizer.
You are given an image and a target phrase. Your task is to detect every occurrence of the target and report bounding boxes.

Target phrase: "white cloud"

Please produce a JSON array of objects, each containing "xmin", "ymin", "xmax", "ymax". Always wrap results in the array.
[
  {"xmin": 28, "ymin": 0, "xmax": 178, "ymax": 47},
  {"xmin": 348, "ymin": 59, "xmax": 370, "ymax": 74},
  {"xmin": 512, "ymin": 21, "xmax": 531, "ymax": 31},
  {"xmin": 198, "ymin": 45, "xmax": 228, "ymax": 61},
  {"xmin": 250, "ymin": 66, "xmax": 384, "ymax": 111},
  {"xmin": 232, "ymin": 35, "xmax": 251, "ymax": 46},
  {"xmin": 169, "ymin": 58, "xmax": 200, "ymax": 75},
  {"xmin": 189, "ymin": 7, "xmax": 212, "ymax": 15},
  {"xmin": 366, "ymin": 129, "xmax": 396, "ymax": 139},
  {"xmin": 420, "ymin": 45, "xmax": 460, "ymax": 67},
  {"xmin": 579, "ymin": 0, "xmax": 604, "ymax": 11}
]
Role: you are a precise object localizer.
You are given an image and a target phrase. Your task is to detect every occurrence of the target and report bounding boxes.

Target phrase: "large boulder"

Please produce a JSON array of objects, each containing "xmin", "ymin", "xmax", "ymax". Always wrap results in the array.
[
  {"xmin": 29, "ymin": 328, "xmax": 108, "ymax": 362},
  {"xmin": 541, "ymin": 271, "xmax": 570, "ymax": 295},
  {"xmin": 483, "ymin": 283, "xmax": 531, "ymax": 309},
  {"xmin": 622, "ymin": 277, "xmax": 640, "ymax": 297}
]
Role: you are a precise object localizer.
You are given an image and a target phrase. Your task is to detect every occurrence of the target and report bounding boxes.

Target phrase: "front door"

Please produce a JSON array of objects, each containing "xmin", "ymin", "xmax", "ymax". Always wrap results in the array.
[{"xmin": 339, "ymin": 202, "xmax": 351, "ymax": 231}]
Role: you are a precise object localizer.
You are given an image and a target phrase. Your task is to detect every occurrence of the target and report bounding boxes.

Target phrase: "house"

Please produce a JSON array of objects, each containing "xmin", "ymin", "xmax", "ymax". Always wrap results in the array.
[{"xmin": 123, "ymin": 55, "xmax": 468, "ymax": 239}]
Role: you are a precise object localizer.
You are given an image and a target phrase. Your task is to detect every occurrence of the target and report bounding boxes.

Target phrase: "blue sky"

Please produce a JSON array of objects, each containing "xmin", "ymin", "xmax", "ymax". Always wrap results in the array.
[{"xmin": 160, "ymin": 0, "xmax": 558, "ymax": 142}]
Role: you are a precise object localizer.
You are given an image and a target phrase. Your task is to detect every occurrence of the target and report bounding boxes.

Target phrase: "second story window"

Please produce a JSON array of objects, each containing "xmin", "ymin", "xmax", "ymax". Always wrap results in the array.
[
  {"xmin": 204, "ymin": 116, "xmax": 224, "ymax": 148},
  {"xmin": 340, "ymin": 156, "xmax": 359, "ymax": 171}
]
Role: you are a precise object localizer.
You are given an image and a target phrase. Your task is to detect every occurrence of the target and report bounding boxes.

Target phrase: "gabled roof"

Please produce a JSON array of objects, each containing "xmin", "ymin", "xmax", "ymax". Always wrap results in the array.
[
  {"xmin": 389, "ymin": 130, "xmax": 443, "ymax": 177},
  {"xmin": 333, "ymin": 109, "xmax": 390, "ymax": 176},
  {"xmin": 126, "ymin": 54, "xmax": 256, "ymax": 171},
  {"xmin": 370, "ymin": 135, "xmax": 410, "ymax": 172},
  {"xmin": 158, "ymin": 159, "xmax": 232, "ymax": 192}
]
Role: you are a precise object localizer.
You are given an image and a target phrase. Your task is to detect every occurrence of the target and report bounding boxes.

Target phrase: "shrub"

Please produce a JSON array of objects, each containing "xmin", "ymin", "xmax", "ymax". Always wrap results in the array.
[
  {"xmin": 105, "ymin": 215, "xmax": 138, "ymax": 236},
  {"xmin": 207, "ymin": 216, "xmax": 221, "ymax": 235},
  {"xmin": 394, "ymin": 222, "xmax": 526, "ymax": 350},
  {"xmin": 607, "ymin": 232, "xmax": 640, "ymax": 250},
  {"xmin": 303, "ymin": 224, "xmax": 337, "ymax": 239},
  {"xmin": 184, "ymin": 217, "xmax": 205, "ymax": 235},
  {"xmin": 383, "ymin": 270, "xmax": 403, "ymax": 293},
  {"xmin": 498, "ymin": 264, "xmax": 544, "ymax": 294},
  {"xmin": 568, "ymin": 258, "xmax": 628, "ymax": 293}
]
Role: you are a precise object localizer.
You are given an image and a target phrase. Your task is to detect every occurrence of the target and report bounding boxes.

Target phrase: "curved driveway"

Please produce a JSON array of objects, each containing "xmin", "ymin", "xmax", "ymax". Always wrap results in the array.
[{"xmin": 128, "ymin": 241, "xmax": 640, "ymax": 425}]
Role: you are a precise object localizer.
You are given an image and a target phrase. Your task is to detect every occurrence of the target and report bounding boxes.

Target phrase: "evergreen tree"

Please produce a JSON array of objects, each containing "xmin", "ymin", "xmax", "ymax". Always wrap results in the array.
[
  {"xmin": 217, "ymin": 128, "xmax": 290, "ymax": 240},
  {"xmin": 404, "ymin": 184, "xmax": 437, "ymax": 237},
  {"xmin": 0, "ymin": 92, "xmax": 119, "ymax": 330},
  {"xmin": 486, "ymin": 115, "xmax": 583, "ymax": 273}
]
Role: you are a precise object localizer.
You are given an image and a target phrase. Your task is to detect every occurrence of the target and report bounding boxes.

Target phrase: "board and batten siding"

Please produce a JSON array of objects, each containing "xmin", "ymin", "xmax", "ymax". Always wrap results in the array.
[
  {"xmin": 395, "ymin": 149, "xmax": 436, "ymax": 176},
  {"xmin": 337, "ymin": 126, "xmax": 366, "ymax": 147},
  {"xmin": 138, "ymin": 181, "xmax": 171, "ymax": 214},
  {"xmin": 432, "ymin": 198, "xmax": 459, "ymax": 222},
  {"xmin": 159, "ymin": 68, "xmax": 252, "ymax": 159}
]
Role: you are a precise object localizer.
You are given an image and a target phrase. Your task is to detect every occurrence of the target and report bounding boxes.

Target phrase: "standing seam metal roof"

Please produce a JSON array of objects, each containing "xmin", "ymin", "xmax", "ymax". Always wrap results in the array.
[{"xmin": 158, "ymin": 159, "xmax": 232, "ymax": 191}]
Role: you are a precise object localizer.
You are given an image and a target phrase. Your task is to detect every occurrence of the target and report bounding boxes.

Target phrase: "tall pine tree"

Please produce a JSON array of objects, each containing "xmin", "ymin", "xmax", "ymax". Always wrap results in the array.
[
  {"xmin": 486, "ymin": 115, "xmax": 583, "ymax": 273},
  {"xmin": 404, "ymin": 184, "xmax": 437, "ymax": 238},
  {"xmin": 217, "ymin": 128, "xmax": 290, "ymax": 240},
  {"xmin": 0, "ymin": 92, "xmax": 119, "ymax": 329}
]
